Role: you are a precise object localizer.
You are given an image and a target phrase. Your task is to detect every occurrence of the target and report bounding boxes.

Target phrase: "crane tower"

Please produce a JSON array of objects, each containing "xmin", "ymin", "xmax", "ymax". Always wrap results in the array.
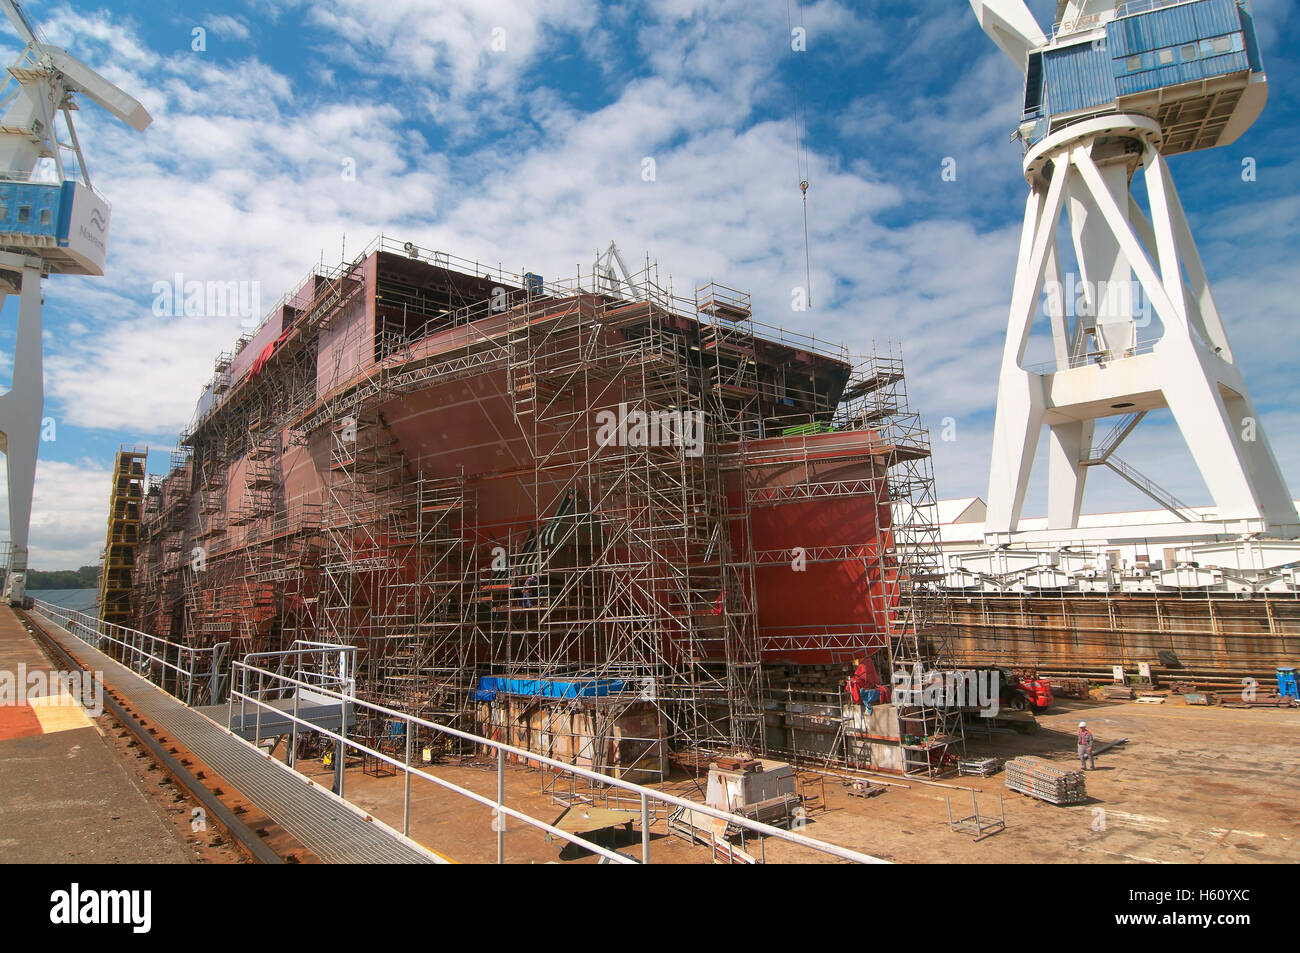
[
  {"xmin": 0, "ymin": 0, "xmax": 151, "ymax": 603},
  {"xmin": 969, "ymin": 0, "xmax": 1297, "ymax": 542}
]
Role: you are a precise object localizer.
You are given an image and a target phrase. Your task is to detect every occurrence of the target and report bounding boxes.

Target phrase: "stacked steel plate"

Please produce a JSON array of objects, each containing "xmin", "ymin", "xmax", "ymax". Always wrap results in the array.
[
  {"xmin": 958, "ymin": 756, "xmax": 1002, "ymax": 777},
  {"xmin": 1004, "ymin": 756, "xmax": 1086, "ymax": 805}
]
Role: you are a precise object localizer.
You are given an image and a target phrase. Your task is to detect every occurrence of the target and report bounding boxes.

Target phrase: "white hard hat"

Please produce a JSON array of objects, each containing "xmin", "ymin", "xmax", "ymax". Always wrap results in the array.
[{"xmin": 1078, "ymin": 721, "xmax": 1087, "ymax": 727}]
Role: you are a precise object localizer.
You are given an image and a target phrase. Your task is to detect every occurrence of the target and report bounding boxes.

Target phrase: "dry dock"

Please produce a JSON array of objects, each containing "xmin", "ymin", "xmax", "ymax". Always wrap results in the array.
[
  {"xmin": 282, "ymin": 695, "xmax": 1299, "ymax": 864},
  {"xmin": 7, "ymin": 603, "xmax": 1297, "ymax": 864}
]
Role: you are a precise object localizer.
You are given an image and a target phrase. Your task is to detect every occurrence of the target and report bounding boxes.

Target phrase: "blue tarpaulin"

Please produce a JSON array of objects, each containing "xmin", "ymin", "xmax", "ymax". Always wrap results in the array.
[{"xmin": 472, "ymin": 676, "xmax": 628, "ymax": 702}]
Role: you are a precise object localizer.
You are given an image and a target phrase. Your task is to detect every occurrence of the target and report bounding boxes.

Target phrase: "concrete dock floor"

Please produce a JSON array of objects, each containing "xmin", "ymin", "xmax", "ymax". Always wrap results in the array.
[
  {"xmin": 757, "ymin": 698, "xmax": 1300, "ymax": 864},
  {"xmin": 288, "ymin": 695, "xmax": 1300, "ymax": 864},
  {"xmin": 0, "ymin": 609, "xmax": 192, "ymax": 863}
]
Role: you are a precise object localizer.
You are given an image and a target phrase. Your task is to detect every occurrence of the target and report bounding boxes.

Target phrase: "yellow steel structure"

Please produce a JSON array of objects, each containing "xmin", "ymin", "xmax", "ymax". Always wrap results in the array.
[{"xmin": 99, "ymin": 445, "xmax": 148, "ymax": 625}]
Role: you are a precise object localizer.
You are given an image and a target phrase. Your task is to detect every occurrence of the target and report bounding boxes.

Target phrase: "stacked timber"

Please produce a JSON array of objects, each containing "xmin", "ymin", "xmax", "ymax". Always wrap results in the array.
[
  {"xmin": 765, "ymin": 664, "xmax": 852, "ymax": 695},
  {"xmin": 1048, "ymin": 677, "xmax": 1090, "ymax": 698},
  {"xmin": 1004, "ymin": 756, "xmax": 1087, "ymax": 805}
]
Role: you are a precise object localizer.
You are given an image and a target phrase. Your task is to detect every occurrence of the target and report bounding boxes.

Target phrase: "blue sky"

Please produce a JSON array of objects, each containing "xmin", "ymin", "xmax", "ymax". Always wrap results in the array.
[{"xmin": 2, "ymin": 0, "xmax": 1298, "ymax": 568}]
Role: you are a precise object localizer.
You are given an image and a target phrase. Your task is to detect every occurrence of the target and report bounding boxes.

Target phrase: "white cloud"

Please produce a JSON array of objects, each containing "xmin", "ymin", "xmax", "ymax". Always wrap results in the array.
[
  {"xmin": 298, "ymin": 0, "xmax": 602, "ymax": 99},
  {"xmin": 38, "ymin": 6, "xmax": 159, "ymax": 70},
  {"xmin": 0, "ymin": 458, "xmax": 112, "ymax": 570},
  {"xmin": 11, "ymin": 0, "xmax": 1300, "ymax": 571},
  {"xmin": 205, "ymin": 14, "xmax": 251, "ymax": 42}
]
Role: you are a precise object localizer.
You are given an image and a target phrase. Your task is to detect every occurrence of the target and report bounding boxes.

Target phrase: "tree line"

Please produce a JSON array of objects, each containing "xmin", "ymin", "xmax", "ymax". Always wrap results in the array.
[{"xmin": 23, "ymin": 565, "xmax": 99, "ymax": 590}]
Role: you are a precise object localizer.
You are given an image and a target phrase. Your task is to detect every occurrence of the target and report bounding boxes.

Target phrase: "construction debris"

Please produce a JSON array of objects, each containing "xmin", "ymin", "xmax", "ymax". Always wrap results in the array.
[
  {"xmin": 845, "ymin": 779, "xmax": 883, "ymax": 798},
  {"xmin": 1047, "ymin": 677, "xmax": 1090, "ymax": 699},
  {"xmin": 957, "ymin": 756, "xmax": 1002, "ymax": 777},
  {"xmin": 1219, "ymin": 693, "xmax": 1298, "ymax": 709},
  {"xmin": 1004, "ymin": 756, "xmax": 1087, "ymax": 805},
  {"xmin": 946, "ymin": 791, "xmax": 1005, "ymax": 840}
]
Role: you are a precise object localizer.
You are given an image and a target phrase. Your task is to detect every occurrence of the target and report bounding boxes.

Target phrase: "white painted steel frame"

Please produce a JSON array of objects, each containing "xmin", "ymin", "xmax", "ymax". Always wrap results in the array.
[
  {"xmin": 34, "ymin": 599, "xmax": 230, "ymax": 705},
  {"xmin": 984, "ymin": 116, "xmax": 1297, "ymax": 540},
  {"xmin": 0, "ymin": 254, "xmax": 41, "ymax": 604}
]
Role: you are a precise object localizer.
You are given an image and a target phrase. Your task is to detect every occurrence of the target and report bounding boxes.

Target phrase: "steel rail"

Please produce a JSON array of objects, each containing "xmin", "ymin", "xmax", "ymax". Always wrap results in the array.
[
  {"xmin": 20, "ymin": 610, "xmax": 284, "ymax": 865},
  {"xmin": 32, "ymin": 600, "xmax": 226, "ymax": 704}
]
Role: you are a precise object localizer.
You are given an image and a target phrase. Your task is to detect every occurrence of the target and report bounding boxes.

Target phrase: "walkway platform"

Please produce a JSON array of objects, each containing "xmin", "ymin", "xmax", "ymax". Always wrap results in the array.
[
  {"xmin": 31, "ymin": 608, "xmax": 443, "ymax": 864},
  {"xmin": 196, "ymin": 694, "xmax": 356, "ymax": 741}
]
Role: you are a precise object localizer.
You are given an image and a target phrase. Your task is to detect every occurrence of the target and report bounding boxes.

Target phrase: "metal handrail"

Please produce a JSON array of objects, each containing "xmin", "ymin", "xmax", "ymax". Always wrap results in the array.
[
  {"xmin": 228, "ymin": 657, "xmax": 890, "ymax": 866},
  {"xmin": 1100, "ymin": 453, "xmax": 1208, "ymax": 522},
  {"xmin": 1051, "ymin": 0, "xmax": 1205, "ymax": 40},
  {"xmin": 1112, "ymin": 0, "xmax": 1197, "ymax": 19},
  {"xmin": 1022, "ymin": 338, "xmax": 1159, "ymax": 375},
  {"xmin": 1088, "ymin": 410, "xmax": 1145, "ymax": 462},
  {"xmin": 37, "ymin": 598, "xmax": 887, "ymax": 863},
  {"xmin": 31, "ymin": 600, "xmax": 229, "ymax": 706}
]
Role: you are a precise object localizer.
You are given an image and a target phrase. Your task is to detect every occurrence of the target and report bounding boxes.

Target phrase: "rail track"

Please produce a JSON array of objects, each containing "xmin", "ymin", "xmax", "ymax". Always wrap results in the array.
[{"xmin": 19, "ymin": 608, "xmax": 302, "ymax": 864}]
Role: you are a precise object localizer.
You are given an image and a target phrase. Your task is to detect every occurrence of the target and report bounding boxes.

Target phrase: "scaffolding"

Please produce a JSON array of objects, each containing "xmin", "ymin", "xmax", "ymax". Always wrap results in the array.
[
  {"xmin": 125, "ymin": 236, "xmax": 958, "ymax": 782},
  {"xmin": 98, "ymin": 446, "xmax": 148, "ymax": 626},
  {"xmin": 385, "ymin": 470, "xmax": 474, "ymax": 717},
  {"xmin": 134, "ymin": 448, "xmax": 189, "ymax": 638},
  {"xmin": 718, "ymin": 345, "xmax": 964, "ymax": 776},
  {"xmin": 848, "ymin": 346, "xmax": 965, "ymax": 776},
  {"xmin": 502, "ymin": 282, "xmax": 745, "ymax": 761},
  {"xmin": 135, "ymin": 260, "xmax": 352, "ymax": 661}
]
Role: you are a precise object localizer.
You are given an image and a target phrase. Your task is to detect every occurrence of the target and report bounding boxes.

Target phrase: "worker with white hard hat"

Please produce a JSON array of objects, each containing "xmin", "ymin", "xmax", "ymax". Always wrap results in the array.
[{"xmin": 1077, "ymin": 721, "xmax": 1095, "ymax": 771}]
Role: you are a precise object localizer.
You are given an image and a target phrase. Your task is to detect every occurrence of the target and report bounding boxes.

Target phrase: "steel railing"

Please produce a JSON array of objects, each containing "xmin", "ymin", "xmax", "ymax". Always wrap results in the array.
[
  {"xmin": 1022, "ymin": 338, "xmax": 1159, "ymax": 375},
  {"xmin": 228, "ymin": 657, "xmax": 890, "ymax": 865},
  {"xmin": 31, "ymin": 600, "xmax": 229, "ymax": 706},
  {"xmin": 32, "ymin": 600, "xmax": 889, "ymax": 864}
]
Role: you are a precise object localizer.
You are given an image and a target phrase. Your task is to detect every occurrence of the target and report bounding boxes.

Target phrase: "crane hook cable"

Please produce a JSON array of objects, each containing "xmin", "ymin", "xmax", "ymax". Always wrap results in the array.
[{"xmin": 787, "ymin": 0, "xmax": 813, "ymax": 309}]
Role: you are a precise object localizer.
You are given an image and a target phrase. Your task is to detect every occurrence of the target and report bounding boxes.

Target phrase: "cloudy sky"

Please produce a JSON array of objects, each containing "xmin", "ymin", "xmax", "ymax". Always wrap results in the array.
[{"xmin": 2, "ymin": 0, "xmax": 1298, "ymax": 569}]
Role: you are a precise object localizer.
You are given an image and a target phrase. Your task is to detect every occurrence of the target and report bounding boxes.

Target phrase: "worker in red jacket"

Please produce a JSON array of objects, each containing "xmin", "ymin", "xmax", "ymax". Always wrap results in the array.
[
  {"xmin": 1077, "ymin": 721, "xmax": 1095, "ymax": 770},
  {"xmin": 848, "ymin": 658, "xmax": 878, "ymax": 716}
]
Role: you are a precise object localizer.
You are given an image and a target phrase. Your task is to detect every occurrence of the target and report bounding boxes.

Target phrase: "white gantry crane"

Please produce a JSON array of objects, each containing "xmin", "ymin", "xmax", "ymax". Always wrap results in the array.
[
  {"xmin": 970, "ymin": 0, "xmax": 1297, "ymax": 543},
  {"xmin": 0, "ymin": 0, "xmax": 151, "ymax": 603}
]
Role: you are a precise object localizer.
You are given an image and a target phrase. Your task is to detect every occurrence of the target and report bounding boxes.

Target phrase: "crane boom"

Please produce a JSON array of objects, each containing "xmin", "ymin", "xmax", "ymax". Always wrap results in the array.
[{"xmin": 967, "ymin": 0, "xmax": 1046, "ymax": 73}]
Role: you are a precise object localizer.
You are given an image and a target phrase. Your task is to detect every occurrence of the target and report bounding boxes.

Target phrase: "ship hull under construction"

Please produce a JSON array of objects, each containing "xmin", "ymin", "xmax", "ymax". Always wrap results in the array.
[{"xmin": 128, "ymin": 237, "xmax": 959, "ymax": 778}]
